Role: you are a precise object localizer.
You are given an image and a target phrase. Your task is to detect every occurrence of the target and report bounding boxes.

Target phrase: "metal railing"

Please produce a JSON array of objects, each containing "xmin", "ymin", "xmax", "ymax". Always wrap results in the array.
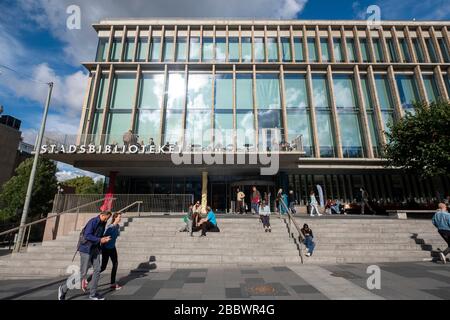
[
  {"xmin": 52, "ymin": 194, "xmax": 194, "ymax": 214},
  {"xmin": 0, "ymin": 197, "xmax": 113, "ymax": 252},
  {"xmin": 279, "ymin": 198, "xmax": 305, "ymax": 264}
]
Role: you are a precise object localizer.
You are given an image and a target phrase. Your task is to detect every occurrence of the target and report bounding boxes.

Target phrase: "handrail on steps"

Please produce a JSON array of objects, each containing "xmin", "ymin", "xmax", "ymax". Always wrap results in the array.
[{"xmin": 279, "ymin": 198, "xmax": 305, "ymax": 264}]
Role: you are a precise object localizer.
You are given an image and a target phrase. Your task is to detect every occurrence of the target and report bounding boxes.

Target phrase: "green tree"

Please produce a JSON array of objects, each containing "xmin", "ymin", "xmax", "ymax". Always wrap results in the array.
[
  {"xmin": 0, "ymin": 158, "xmax": 58, "ymax": 221},
  {"xmin": 384, "ymin": 100, "xmax": 450, "ymax": 178},
  {"xmin": 62, "ymin": 176, "xmax": 104, "ymax": 194}
]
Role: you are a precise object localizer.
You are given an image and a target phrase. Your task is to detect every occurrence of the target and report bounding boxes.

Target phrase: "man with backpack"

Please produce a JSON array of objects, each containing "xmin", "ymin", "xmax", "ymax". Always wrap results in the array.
[{"xmin": 58, "ymin": 211, "xmax": 112, "ymax": 301}]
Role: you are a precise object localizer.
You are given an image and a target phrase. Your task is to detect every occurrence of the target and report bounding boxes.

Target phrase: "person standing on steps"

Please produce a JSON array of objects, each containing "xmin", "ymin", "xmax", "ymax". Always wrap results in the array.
[
  {"xmin": 236, "ymin": 188, "xmax": 245, "ymax": 214},
  {"xmin": 58, "ymin": 211, "xmax": 112, "ymax": 301},
  {"xmin": 360, "ymin": 187, "xmax": 375, "ymax": 215},
  {"xmin": 432, "ymin": 203, "xmax": 450, "ymax": 264},
  {"xmin": 288, "ymin": 190, "xmax": 297, "ymax": 215},
  {"xmin": 100, "ymin": 212, "xmax": 122, "ymax": 290},
  {"xmin": 260, "ymin": 200, "xmax": 271, "ymax": 232},
  {"xmin": 301, "ymin": 224, "xmax": 316, "ymax": 257},
  {"xmin": 251, "ymin": 186, "xmax": 261, "ymax": 215},
  {"xmin": 309, "ymin": 190, "xmax": 322, "ymax": 216}
]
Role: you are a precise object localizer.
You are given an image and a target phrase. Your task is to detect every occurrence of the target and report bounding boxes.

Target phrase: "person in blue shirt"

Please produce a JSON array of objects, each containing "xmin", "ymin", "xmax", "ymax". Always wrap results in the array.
[
  {"xmin": 199, "ymin": 206, "xmax": 219, "ymax": 237},
  {"xmin": 58, "ymin": 211, "xmax": 112, "ymax": 301},
  {"xmin": 432, "ymin": 203, "xmax": 450, "ymax": 264},
  {"xmin": 100, "ymin": 212, "xmax": 122, "ymax": 290}
]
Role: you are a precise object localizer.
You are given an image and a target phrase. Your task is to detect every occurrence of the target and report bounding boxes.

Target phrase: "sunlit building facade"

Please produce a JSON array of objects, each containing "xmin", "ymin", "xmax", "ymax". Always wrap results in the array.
[{"xmin": 49, "ymin": 19, "xmax": 450, "ymax": 212}]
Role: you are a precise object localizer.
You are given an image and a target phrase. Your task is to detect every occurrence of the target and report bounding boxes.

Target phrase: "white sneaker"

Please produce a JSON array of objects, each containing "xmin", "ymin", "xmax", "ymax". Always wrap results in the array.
[
  {"xmin": 318, "ymin": 213, "xmax": 323, "ymax": 216},
  {"xmin": 305, "ymin": 252, "xmax": 311, "ymax": 257},
  {"xmin": 439, "ymin": 252, "xmax": 447, "ymax": 264}
]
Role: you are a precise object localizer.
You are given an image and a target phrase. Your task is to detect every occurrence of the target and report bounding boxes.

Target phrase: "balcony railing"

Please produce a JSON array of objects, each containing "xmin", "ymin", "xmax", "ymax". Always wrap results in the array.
[{"xmin": 40, "ymin": 130, "xmax": 305, "ymax": 155}]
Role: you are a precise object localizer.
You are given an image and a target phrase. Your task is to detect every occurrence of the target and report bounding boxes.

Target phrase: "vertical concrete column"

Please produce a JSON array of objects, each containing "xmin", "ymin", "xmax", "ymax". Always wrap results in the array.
[
  {"xmin": 279, "ymin": 65, "xmax": 289, "ymax": 142},
  {"xmin": 181, "ymin": 64, "xmax": 189, "ymax": 147},
  {"xmin": 159, "ymin": 25, "xmax": 165, "ymax": 63},
  {"xmin": 252, "ymin": 64, "xmax": 258, "ymax": 150},
  {"xmin": 277, "ymin": 25, "xmax": 283, "ymax": 64},
  {"xmin": 211, "ymin": 64, "xmax": 216, "ymax": 145},
  {"xmin": 306, "ymin": 65, "xmax": 320, "ymax": 158},
  {"xmin": 340, "ymin": 26, "xmax": 349, "ymax": 63},
  {"xmin": 365, "ymin": 27, "xmax": 376, "ymax": 63},
  {"xmin": 120, "ymin": 25, "xmax": 127, "ymax": 62},
  {"xmin": 79, "ymin": 66, "xmax": 100, "ymax": 145},
  {"xmin": 378, "ymin": 26, "xmax": 390, "ymax": 63},
  {"xmin": 430, "ymin": 26, "xmax": 444, "ymax": 63},
  {"xmin": 326, "ymin": 65, "xmax": 343, "ymax": 158},
  {"xmin": 264, "ymin": 25, "xmax": 268, "ymax": 63},
  {"xmin": 367, "ymin": 66, "xmax": 387, "ymax": 146},
  {"xmin": 387, "ymin": 65, "xmax": 404, "ymax": 119},
  {"xmin": 232, "ymin": 64, "xmax": 237, "ymax": 150},
  {"xmin": 434, "ymin": 66, "xmax": 449, "ymax": 100},
  {"xmin": 303, "ymin": 25, "xmax": 309, "ymax": 63},
  {"xmin": 290, "ymin": 25, "xmax": 295, "ymax": 63},
  {"xmin": 133, "ymin": 26, "xmax": 140, "ymax": 62},
  {"xmin": 173, "ymin": 25, "xmax": 178, "ymax": 62},
  {"xmin": 391, "ymin": 26, "xmax": 403, "ymax": 63},
  {"xmin": 417, "ymin": 26, "xmax": 431, "ymax": 63},
  {"xmin": 99, "ymin": 64, "xmax": 115, "ymax": 146},
  {"xmin": 315, "ymin": 25, "xmax": 322, "ymax": 63},
  {"xmin": 106, "ymin": 25, "xmax": 114, "ymax": 63},
  {"xmin": 354, "ymin": 65, "xmax": 374, "ymax": 158},
  {"xmin": 225, "ymin": 25, "xmax": 229, "ymax": 62},
  {"xmin": 414, "ymin": 65, "xmax": 428, "ymax": 104},
  {"xmin": 146, "ymin": 25, "xmax": 152, "ymax": 63},
  {"xmin": 405, "ymin": 26, "xmax": 418, "ymax": 63},
  {"xmin": 353, "ymin": 26, "xmax": 363, "ymax": 63},
  {"xmin": 442, "ymin": 26, "xmax": 450, "ymax": 56},
  {"xmin": 201, "ymin": 171, "xmax": 208, "ymax": 212},
  {"xmin": 327, "ymin": 26, "xmax": 335, "ymax": 63},
  {"xmin": 130, "ymin": 65, "xmax": 141, "ymax": 134},
  {"xmin": 158, "ymin": 64, "xmax": 168, "ymax": 146},
  {"xmin": 77, "ymin": 73, "xmax": 93, "ymax": 144}
]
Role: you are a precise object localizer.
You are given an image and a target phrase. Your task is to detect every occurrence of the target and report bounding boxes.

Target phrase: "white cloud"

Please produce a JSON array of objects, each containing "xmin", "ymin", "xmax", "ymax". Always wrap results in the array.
[
  {"xmin": 56, "ymin": 162, "xmax": 104, "ymax": 182},
  {"xmin": 17, "ymin": 0, "xmax": 309, "ymax": 64}
]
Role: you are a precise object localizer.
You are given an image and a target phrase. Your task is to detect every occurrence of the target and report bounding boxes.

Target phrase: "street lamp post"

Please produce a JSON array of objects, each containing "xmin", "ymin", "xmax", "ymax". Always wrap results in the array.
[{"xmin": 14, "ymin": 82, "xmax": 54, "ymax": 253}]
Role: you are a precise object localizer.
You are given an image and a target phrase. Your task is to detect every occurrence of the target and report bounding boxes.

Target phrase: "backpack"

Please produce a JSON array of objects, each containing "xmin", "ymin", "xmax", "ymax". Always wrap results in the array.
[{"xmin": 72, "ymin": 220, "xmax": 103, "ymax": 262}]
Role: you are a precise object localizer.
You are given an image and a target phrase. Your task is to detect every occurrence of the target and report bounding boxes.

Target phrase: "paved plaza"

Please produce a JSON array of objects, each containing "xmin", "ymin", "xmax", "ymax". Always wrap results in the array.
[{"xmin": 0, "ymin": 261, "xmax": 449, "ymax": 300}]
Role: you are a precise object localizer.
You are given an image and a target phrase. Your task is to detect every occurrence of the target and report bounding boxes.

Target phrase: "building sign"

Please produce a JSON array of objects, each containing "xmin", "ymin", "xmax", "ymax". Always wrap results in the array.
[{"xmin": 40, "ymin": 144, "xmax": 179, "ymax": 154}]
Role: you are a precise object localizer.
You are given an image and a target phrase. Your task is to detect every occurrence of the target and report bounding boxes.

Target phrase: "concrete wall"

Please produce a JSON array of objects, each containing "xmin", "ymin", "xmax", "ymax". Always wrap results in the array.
[
  {"xmin": 0, "ymin": 124, "xmax": 21, "ymax": 188},
  {"xmin": 43, "ymin": 212, "xmax": 98, "ymax": 241}
]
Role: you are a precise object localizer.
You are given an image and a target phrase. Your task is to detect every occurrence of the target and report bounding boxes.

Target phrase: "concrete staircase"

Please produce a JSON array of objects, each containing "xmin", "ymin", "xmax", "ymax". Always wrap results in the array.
[{"xmin": 0, "ymin": 215, "xmax": 444, "ymax": 279}]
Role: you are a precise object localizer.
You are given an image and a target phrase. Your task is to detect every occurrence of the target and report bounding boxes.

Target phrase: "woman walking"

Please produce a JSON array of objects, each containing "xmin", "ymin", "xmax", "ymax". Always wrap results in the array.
[
  {"xmin": 309, "ymin": 191, "xmax": 322, "ymax": 216},
  {"xmin": 101, "ymin": 212, "xmax": 122, "ymax": 290}
]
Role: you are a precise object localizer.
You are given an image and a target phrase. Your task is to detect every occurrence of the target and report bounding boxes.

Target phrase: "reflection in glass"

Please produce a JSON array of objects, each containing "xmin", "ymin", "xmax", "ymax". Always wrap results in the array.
[
  {"xmin": 242, "ymin": 37, "xmax": 252, "ymax": 62},
  {"xmin": 267, "ymin": 37, "xmax": 279, "ymax": 62},
  {"xmin": 426, "ymin": 38, "xmax": 438, "ymax": 63},
  {"xmin": 399, "ymin": 38, "xmax": 411, "ymax": 63},
  {"xmin": 166, "ymin": 73, "xmax": 186, "ymax": 109},
  {"xmin": 438, "ymin": 38, "xmax": 450, "ymax": 63},
  {"xmin": 372, "ymin": 38, "xmax": 384, "ymax": 62},
  {"xmin": 333, "ymin": 38, "xmax": 343, "ymax": 62},
  {"xmin": 189, "ymin": 37, "xmax": 200, "ymax": 62},
  {"xmin": 215, "ymin": 38, "xmax": 226, "ymax": 62},
  {"xmin": 106, "ymin": 112, "xmax": 132, "ymax": 144},
  {"xmin": 281, "ymin": 37, "xmax": 292, "ymax": 62},
  {"xmin": 187, "ymin": 73, "xmax": 212, "ymax": 109},
  {"xmin": 236, "ymin": 74, "xmax": 253, "ymax": 109},
  {"xmin": 386, "ymin": 38, "xmax": 398, "ymax": 62},
  {"xmin": 137, "ymin": 38, "xmax": 148, "ymax": 62},
  {"xmin": 135, "ymin": 109, "xmax": 161, "ymax": 145},
  {"xmin": 316, "ymin": 111, "xmax": 335, "ymax": 157},
  {"xmin": 139, "ymin": 74, "xmax": 165, "ymax": 108},
  {"xmin": 254, "ymin": 37, "xmax": 265, "ymax": 62},
  {"xmin": 312, "ymin": 75, "xmax": 330, "ymax": 109},
  {"xmin": 163, "ymin": 37, "xmax": 174, "ymax": 61},
  {"xmin": 185, "ymin": 110, "xmax": 211, "ymax": 148},
  {"xmin": 215, "ymin": 74, "xmax": 233, "ymax": 109},
  {"xmin": 111, "ymin": 74, "xmax": 136, "ymax": 109},
  {"xmin": 164, "ymin": 110, "xmax": 183, "ymax": 146},
  {"xmin": 396, "ymin": 74, "xmax": 420, "ymax": 113},
  {"xmin": 236, "ymin": 110, "xmax": 255, "ymax": 150},
  {"xmin": 176, "ymin": 37, "xmax": 187, "ymax": 62},
  {"xmin": 294, "ymin": 38, "xmax": 304, "ymax": 62},
  {"xmin": 423, "ymin": 74, "xmax": 439, "ymax": 103},
  {"xmin": 124, "ymin": 38, "xmax": 135, "ymax": 62},
  {"xmin": 413, "ymin": 38, "xmax": 424, "ymax": 62},
  {"xmin": 150, "ymin": 37, "xmax": 161, "ymax": 62},
  {"xmin": 284, "ymin": 74, "xmax": 308, "ymax": 109},
  {"xmin": 360, "ymin": 38, "xmax": 369, "ymax": 62},
  {"xmin": 347, "ymin": 38, "xmax": 356, "ymax": 62},
  {"xmin": 228, "ymin": 37, "xmax": 239, "ymax": 62},
  {"xmin": 307, "ymin": 38, "xmax": 318, "ymax": 62},
  {"xmin": 96, "ymin": 38, "xmax": 109, "ymax": 62},
  {"xmin": 320, "ymin": 38, "xmax": 330, "ymax": 62},
  {"xmin": 256, "ymin": 74, "xmax": 281, "ymax": 109},
  {"xmin": 202, "ymin": 37, "xmax": 214, "ymax": 62},
  {"xmin": 111, "ymin": 38, "xmax": 122, "ymax": 62},
  {"xmin": 287, "ymin": 109, "xmax": 313, "ymax": 157}
]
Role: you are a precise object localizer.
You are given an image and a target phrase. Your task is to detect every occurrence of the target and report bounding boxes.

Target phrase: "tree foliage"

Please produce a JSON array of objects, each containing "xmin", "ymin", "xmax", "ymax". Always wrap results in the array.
[
  {"xmin": 0, "ymin": 158, "xmax": 58, "ymax": 221},
  {"xmin": 384, "ymin": 100, "xmax": 450, "ymax": 178},
  {"xmin": 61, "ymin": 176, "xmax": 104, "ymax": 195}
]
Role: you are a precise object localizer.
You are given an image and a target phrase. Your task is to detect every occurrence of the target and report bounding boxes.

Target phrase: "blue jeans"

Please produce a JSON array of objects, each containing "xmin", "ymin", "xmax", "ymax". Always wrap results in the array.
[
  {"xmin": 304, "ymin": 236, "xmax": 315, "ymax": 254},
  {"xmin": 251, "ymin": 203, "xmax": 259, "ymax": 214}
]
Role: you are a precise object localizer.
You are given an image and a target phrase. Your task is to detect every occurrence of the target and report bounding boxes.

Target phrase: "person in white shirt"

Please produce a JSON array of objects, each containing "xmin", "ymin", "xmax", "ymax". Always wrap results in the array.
[
  {"xmin": 309, "ymin": 191, "xmax": 322, "ymax": 216},
  {"xmin": 259, "ymin": 200, "xmax": 271, "ymax": 232}
]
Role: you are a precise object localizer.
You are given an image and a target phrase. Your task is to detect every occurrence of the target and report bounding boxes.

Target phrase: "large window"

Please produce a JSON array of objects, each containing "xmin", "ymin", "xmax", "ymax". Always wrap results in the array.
[
  {"xmin": 281, "ymin": 37, "xmax": 292, "ymax": 62},
  {"xmin": 438, "ymin": 38, "xmax": 450, "ymax": 63},
  {"xmin": 399, "ymin": 38, "xmax": 411, "ymax": 63},
  {"xmin": 124, "ymin": 37, "xmax": 135, "ymax": 62},
  {"xmin": 163, "ymin": 37, "xmax": 174, "ymax": 62},
  {"xmin": 333, "ymin": 38, "xmax": 344, "ymax": 62},
  {"xmin": 176, "ymin": 37, "xmax": 187, "ymax": 62},
  {"xmin": 185, "ymin": 109, "xmax": 212, "ymax": 148},
  {"xmin": 214, "ymin": 74, "xmax": 233, "ymax": 148},
  {"xmin": 372, "ymin": 38, "xmax": 384, "ymax": 62},
  {"xmin": 360, "ymin": 38, "xmax": 370, "ymax": 62},
  {"xmin": 412, "ymin": 38, "xmax": 424, "ymax": 62},
  {"xmin": 163, "ymin": 110, "xmax": 183, "ymax": 146},
  {"xmin": 111, "ymin": 37, "xmax": 122, "ymax": 62},
  {"xmin": 166, "ymin": 73, "xmax": 186, "ymax": 109},
  {"xmin": 307, "ymin": 38, "xmax": 318, "ymax": 62},
  {"xmin": 267, "ymin": 37, "xmax": 279, "ymax": 62},
  {"xmin": 360, "ymin": 75, "xmax": 381, "ymax": 157},
  {"xmin": 96, "ymin": 74, "xmax": 109, "ymax": 109},
  {"xmin": 202, "ymin": 37, "xmax": 214, "ymax": 62},
  {"xmin": 312, "ymin": 75, "xmax": 335, "ymax": 157},
  {"xmin": 284, "ymin": 74, "xmax": 313, "ymax": 157},
  {"xmin": 136, "ymin": 73, "xmax": 164, "ymax": 145},
  {"xmin": 254, "ymin": 37, "xmax": 265, "ymax": 62},
  {"xmin": 396, "ymin": 74, "xmax": 420, "ymax": 113},
  {"xmin": 386, "ymin": 38, "xmax": 398, "ymax": 62},
  {"xmin": 346, "ymin": 38, "xmax": 356, "ymax": 62},
  {"xmin": 423, "ymin": 74, "xmax": 440, "ymax": 103},
  {"xmin": 320, "ymin": 38, "xmax": 330, "ymax": 62},
  {"xmin": 136, "ymin": 37, "xmax": 148, "ymax": 62},
  {"xmin": 228, "ymin": 37, "xmax": 239, "ymax": 62},
  {"xmin": 242, "ymin": 37, "xmax": 252, "ymax": 62},
  {"xmin": 106, "ymin": 112, "xmax": 132, "ymax": 145},
  {"xmin": 187, "ymin": 73, "xmax": 213, "ymax": 109},
  {"xmin": 215, "ymin": 37, "xmax": 226, "ymax": 62},
  {"xmin": 375, "ymin": 75, "xmax": 395, "ymax": 137},
  {"xmin": 236, "ymin": 74, "xmax": 254, "ymax": 149},
  {"xmin": 255, "ymin": 74, "xmax": 281, "ymax": 109},
  {"xmin": 214, "ymin": 74, "xmax": 233, "ymax": 110},
  {"xmin": 425, "ymin": 38, "xmax": 438, "ymax": 63},
  {"xmin": 333, "ymin": 75, "xmax": 364, "ymax": 158},
  {"xmin": 294, "ymin": 38, "xmax": 304, "ymax": 62},
  {"xmin": 96, "ymin": 38, "xmax": 109, "ymax": 62},
  {"xmin": 150, "ymin": 37, "xmax": 161, "ymax": 62},
  {"xmin": 189, "ymin": 37, "xmax": 200, "ymax": 62},
  {"xmin": 110, "ymin": 74, "xmax": 136, "ymax": 109}
]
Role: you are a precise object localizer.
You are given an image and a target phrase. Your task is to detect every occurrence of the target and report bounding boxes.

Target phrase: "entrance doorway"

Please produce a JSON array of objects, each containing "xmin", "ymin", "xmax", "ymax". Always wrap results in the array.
[{"xmin": 230, "ymin": 180, "xmax": 276, "ymax": 213}]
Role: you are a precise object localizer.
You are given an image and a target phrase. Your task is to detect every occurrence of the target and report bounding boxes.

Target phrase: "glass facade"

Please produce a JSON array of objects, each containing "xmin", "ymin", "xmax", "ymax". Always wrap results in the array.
[{"xmin": 88, "ymin": 23, "xmax": 449, "ymax": 161}]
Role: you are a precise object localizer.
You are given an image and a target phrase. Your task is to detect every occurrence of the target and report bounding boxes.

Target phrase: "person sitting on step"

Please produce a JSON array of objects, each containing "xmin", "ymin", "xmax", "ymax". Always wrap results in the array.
[
  {"xmin": 198, "ymin": 206, "xmax": 220, "ymax": 237},
  {"xmin": 301, "ymin": 223, "xmax": 316, "ymax": 257}
]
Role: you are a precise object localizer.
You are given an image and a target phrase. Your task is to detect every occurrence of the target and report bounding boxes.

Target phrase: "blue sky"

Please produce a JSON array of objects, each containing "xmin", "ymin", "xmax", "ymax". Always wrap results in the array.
[{"xmin": 0, "ymin": 0, "xmax": 449, "ymax": 181}]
